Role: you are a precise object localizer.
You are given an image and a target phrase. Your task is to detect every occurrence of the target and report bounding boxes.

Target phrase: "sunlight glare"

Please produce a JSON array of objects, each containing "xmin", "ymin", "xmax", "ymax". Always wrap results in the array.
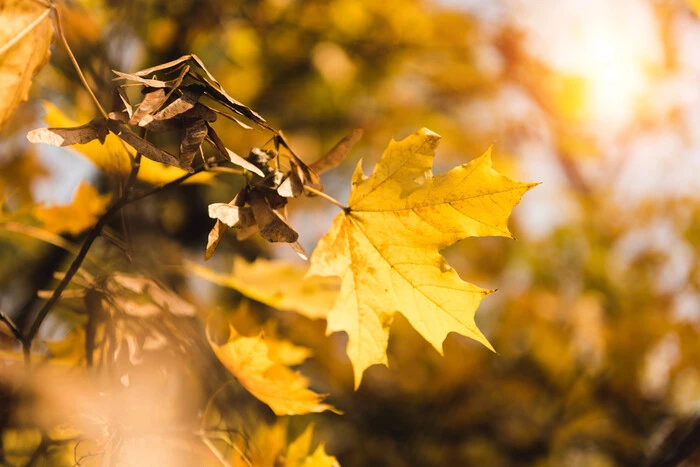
[
  {"xmin": 578, "ymin": 23, "xmax": 651, "ymax": 131},
  {"xmin": 510, "ymin": 0, "xmax": 662, "ymax": 133}
]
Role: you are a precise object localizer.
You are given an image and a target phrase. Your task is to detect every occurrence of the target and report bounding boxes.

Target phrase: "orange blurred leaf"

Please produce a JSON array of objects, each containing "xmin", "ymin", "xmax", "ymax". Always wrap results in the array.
[{"xmin": 33, "ymin": 181, "xmax": 112, "ymax": 236}]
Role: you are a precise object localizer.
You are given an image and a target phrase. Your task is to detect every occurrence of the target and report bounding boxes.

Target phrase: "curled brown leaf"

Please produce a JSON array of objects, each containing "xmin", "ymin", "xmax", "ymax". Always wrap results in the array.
[
  {"xmin": 27, "ymin": 117, "xmax": 109, "ymax": 147},
  {"xmin": 249, "ymin": 190, "xmax": 298, "ymax": 243},
  {"xmin": 310, "ymin": 128, "xmax": 363, "ymax": 175}
]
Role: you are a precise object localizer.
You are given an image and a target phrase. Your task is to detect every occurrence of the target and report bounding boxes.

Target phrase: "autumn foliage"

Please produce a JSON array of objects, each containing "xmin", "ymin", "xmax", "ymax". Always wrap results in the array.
[{"xmin": 1, "ymin": 0, "xmax": 700, "ymax": 466}]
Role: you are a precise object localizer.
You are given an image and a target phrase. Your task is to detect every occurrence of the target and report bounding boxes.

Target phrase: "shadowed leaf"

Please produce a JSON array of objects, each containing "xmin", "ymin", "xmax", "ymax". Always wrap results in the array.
[
  {"xmin": 107, "ymin": 120, "xmax": 191, "ymax": 171},
  {"xmin": 189, "ymin": 257, "xmax": 338, "ymax": 319},
  {"xmin": 249, "ymin": 190, "xmax": 298, "ymax": 243},
  {"xmin": 179, "ymin": 118, "xmax": 207, "ymax": 167},
  {"xmin": 39, "ymin": 101, "xmax": 212, "ymax": 185},
  {"xmin": 123, "ymin": 54, "xmax": 267, "ymax": 127}
]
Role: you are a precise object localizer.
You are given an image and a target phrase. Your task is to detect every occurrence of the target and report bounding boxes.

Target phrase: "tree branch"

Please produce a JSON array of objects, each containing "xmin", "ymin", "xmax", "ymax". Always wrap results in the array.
[
  {"xmin": 0, "ymin": 309, "xmax": 21, "ymax": 341},
  {"xmin": 22, "ymin": 155, "xmax": 142, "ymax": 361}
]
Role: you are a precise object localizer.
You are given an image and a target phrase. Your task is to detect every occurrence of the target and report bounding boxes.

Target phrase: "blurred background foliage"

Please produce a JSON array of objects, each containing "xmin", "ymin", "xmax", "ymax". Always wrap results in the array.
[{"xmin": 2, "ymin": 0, "xmax": 700, "ymax": 465}]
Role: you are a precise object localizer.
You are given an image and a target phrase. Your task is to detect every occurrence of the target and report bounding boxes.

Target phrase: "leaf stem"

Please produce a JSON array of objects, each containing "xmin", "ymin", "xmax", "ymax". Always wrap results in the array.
[
  {"xmin": 304, "ymin": 185, "xmax": 348, "ymax": 211},
  {"xmin": 125, "ymin": 160, "xmax": 235, "ymax": 205},
  {"xmin": 126, "ymin": 169, "xmax": 201, "ymax": 205}
]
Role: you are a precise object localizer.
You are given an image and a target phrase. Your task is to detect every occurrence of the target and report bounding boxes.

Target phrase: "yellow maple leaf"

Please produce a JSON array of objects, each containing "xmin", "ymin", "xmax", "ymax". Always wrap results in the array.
[
  {"xmin": 34, "ymin": 181, "xmax": 111, "ymax": 236},
  {"xmin": 228, "ymin": 420, "xmax": 338, "ymax": 467},
  {"xmin": 41, "ymin": 101, "xmax": 213, "ymax": 186},
  {"xmin": 285, "ymin": 424, "xmax": 339, "ymax": 467},
  {"xmin": 209, "ymin": 326, "xmax": 338, "ymax": 416},
  {"xmin": 189, "ymin": 257, "xmax": 339, "ymax": 319},
  {"xmin": 308, "ymin": 128, "xmax": 537, "ymax": 387},
  {"xmin": 0, "ymin": 0, "xmax": 53, "ymax": 129}
]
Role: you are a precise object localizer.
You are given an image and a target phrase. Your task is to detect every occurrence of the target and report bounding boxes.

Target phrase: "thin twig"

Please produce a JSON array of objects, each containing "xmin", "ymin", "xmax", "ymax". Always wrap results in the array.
[
  {"xmin": 201, "ymin": 437, "xmax": 231, "ymax": 467},
  {"xmin": 126, "ymin": 172, "xmax": 199, "ymax": 205},
  {"xmin": 51, "ymin": 6, "xmax": 107, "ymax": 120},
  {"xmin": 22, "ymin": 155, "xmax": 142, "ymax": 359},
  {"xmin": 304, "ymin": 185, "xmax": 348, "ymax": 211},
  {"xmin": 0, "ymin": 309, "xmax": 22, "ymax": 341},
  {"xmin": 0, "ymin": 8, "xmax": 51, "ymax": 59},
  {"xmin": 125, "ymin": 160, "xmax": 234, "ymax": 205}
]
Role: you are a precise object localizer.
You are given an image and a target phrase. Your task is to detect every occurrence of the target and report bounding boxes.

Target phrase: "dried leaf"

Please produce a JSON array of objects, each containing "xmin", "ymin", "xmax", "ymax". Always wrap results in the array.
[
  {"xmin": 113, "ymin": 87, "xmax": 133, "ymax": 118},
  {"xmin": 236, "ymin": 223, "xmax": 259, "ymax": 241},
  {"xmin": 150, "ymin": 85, "xmax": 204, "ymax": 122},
  {"xmin": 112, "ymin": 70, "xmax": 174, "ymax": 89},
  {"xmin": 186, "ymin": 68, "xmax": 266, "ymax": 126},
  {"xmin": 278, "ymin": 169, "xmax": 304, "ymax": 198},
  {"xmin": 226, "ymin": 148, "xmax": 266, "ymax": 177},
  {"xmin": 207, "ymin": 203, "xmax": 254, "ymax": 228},
  {"xmin": 310, "ymin": 128, "xmax": 363, "ymax": 175},
  {"xmin": 107, "ymin": 120, "xmax": 191, "ymax": 171},
  {"xmin": 125, "ymin": 54, "xmax": 267, "ymax": 127},
  {"xmin": 27, "ymin": 117, "xmax": 109, "ymax": 147},
  {"xmin": 210, "ymin": 107, "xmax": 253, "ymax": 129},
  {"xmin": 290, "ymin": 241, "xmax": 309, "ymax": 261},
  {"xmin": 130, "ymin": 54, "xmax": 196, "ymax": 77},
  {"xmin": 41, "ymin": 102, "xmax": 211, "ymax": 185},
  {"xmin": 308, "ymin": 128, "xmax": 537, "ymax": 387},
  {"xmin": 205, "ymin": 220, "xmax": 227, "ymax": 261},
  {"xmin": 249, "ymin": 190, "xmax": 299, "ymax": 243},
  {"xmin": 179, "ymin": 118, "xmax": 208, "ymax": 167},
  {"xmin": 275, "ymin": 133, "xmax": 321, "ymax": 186},
  {"xmin": 129, "ymin": 88, "xmax": 167, "ymax": 125},
  {"xmin": 205, "ymin": 125, "xmax": 265, "ymax": 176},
  {"xmin": 0, "ymin": 0, "xmax": 53, "ymax": 129},
  {"xmin": 205, "ymin": 193, "xmax": 257, "ymax": 259}
]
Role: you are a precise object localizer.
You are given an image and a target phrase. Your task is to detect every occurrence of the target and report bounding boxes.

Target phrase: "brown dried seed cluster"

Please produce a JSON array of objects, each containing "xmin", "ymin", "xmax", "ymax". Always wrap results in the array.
[{"xmin": 27, "ymin": 54, "xmax": 363, "ymax": 261}]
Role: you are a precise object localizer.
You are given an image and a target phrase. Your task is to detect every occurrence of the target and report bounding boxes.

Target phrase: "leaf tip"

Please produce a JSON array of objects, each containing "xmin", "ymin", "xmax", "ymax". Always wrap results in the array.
[{"xmin": 417, "ymin": 127, "xmax": 441, "ymax": 141}]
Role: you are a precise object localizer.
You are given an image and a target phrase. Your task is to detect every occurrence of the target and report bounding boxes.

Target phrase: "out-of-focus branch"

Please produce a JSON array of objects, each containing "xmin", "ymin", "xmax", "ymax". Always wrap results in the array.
[
  {"xmin": 22, "ymin": 154, "xmax": 142, "ymax": 364},
  {"xmin": 0, "ymin": 309, "xmax": 21, "ymax": 341},
  {"xmin": 51, "ymin": 4, "xmax": 107, "ymax": 119}
]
